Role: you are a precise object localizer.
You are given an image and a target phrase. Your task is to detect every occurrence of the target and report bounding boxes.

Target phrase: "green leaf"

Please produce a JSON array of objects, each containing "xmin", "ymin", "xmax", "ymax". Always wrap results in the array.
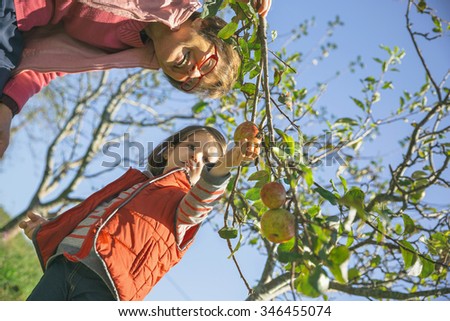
[
  {"xmin": 205, "ymin": 115, "xmax": 217, "ymax": 126},
  {"xmin": 200, "ymin": 0, "xmax": 224, "ymax": 18},
  {"xmin": 242, "ymin": 59, "xmax": 259, "ymax": 74},
  {"xmin": 376, "ymin": 218, "xmax": 384, "ymax": 243},
  {"xmin": 411, "ymin": 170, "xmax": 427, "ymax": 179},
  {"xmin": 350, "ymin": 97, "xmax": 365, "ymax": 110},
  {"xmin": 277, "ymin": 238, "xmax": 301, "ymax": 263},
  {"xmin": 432, "ymin": 15, "xmax": 442, "ymax": 33},
  {"xmin": 370, "ymin": 255, "xmax": 381, "ymax": 267},
  {"xmin": 307, "ymin": 205, "xmax": 321, "ymax": 218},
  {"xmin": 217, "ymin": 20, "xmax": 238, "ymax": 40},
  {"xmin": 191, "ymin": 101, "xmax": 208, "ymax": 114},
  {"xmin": 248, "ymin": 170, "xmax": 269, "ymax": 182},
  {"xmin": 241, "ymin": 82, "xmax": 257, "ymax": 96},
  {"xmin": 402, "ymin": 214, "xmax": 415, "ymax": 235},
  {"xmin": 418, "ymin": 83, "xmax": 430, "ymax": 96},
  {"xmin": 328, "ymin": 246, "xmax": 350, "ymax": 283},
  {"xmin": 245, "ymin": 187, "xmax": 261, "ymax": 201},
  {"xmin": 328, "ymin": 245, "xmax": 350, "ymax": 283},
  {"xmin": 346, "ymin": 229, "xmax": 354, "ymax": 247},
  {"xmin": 418, "ymin": 0, "xmax": 427, "ymax": 12},
  {"xmin": 339, "ymin": 176, "xmax": 348, "ymax": 193},
  {"xmin": 273, "ymin": 68, "xmax": 282, "ymax": 86},
  {"xmin": 218, "ymin": 227, "xmax": 238, "ymax": 239},
  {"xmin": 399, "ymin": 240, "xmax": 417, "ymax": 269},
  {"xmin": 399, "ymin": 96, "xmax": 405, "ymax": 108},
  {"xmin": 238, "ymin": 36, "xmax": 249, "ymax": 54},
  {"xmin": 420, "ymin": 256, "xmax": 435, "ymax": 279},
  {"xmin": 274, "ymin": 128, "xmax": 296, "ymax": 156},
  {"xmin": 373, "ymin": 58, "xmax": 383, "ymax": 64},
  {"xmin": 311, "ymin": 224, "xmax": 330, "ymax": 243},
  {"xmin": 309, "ymin": 267, "xmax": 330, "ymax": 293},
  {"xmin": 301, "ymin": 165, "xmax": 314, "ymax": 187},
  {"xmin": 277, "ymin": 237, "xmax": 294, "ymax": 251},
  {"xmin": 295, "ymin": 271, "xmax": 321, "ymax": 298},
  {"xmin": 348, "ymin": 268, "xmax": 360, "ymax": 281},
  {"xmin": 398, "ymin": 177, "xmax": 413, "ymax": 186},
  {"xmin": 338, "ymin": 187, "xmax": 366, "ymax": 219},
  {"xmin": 404, "ymin": 90, "xmax": 411, "ymax": 100},
  {"xmin": 382, "ymin": 81, "xmax": 394, "ymax": 89},
  {"xmin": 333, "ymin": 117, "xmax": 359, "ymax": 127},
  {"xmin": 329, "ymin": 246, "xmax": 350, "ymax": 265},
  {"xmin": 313, "ymin": 186, "xmax": 338, "ymax": 205}
]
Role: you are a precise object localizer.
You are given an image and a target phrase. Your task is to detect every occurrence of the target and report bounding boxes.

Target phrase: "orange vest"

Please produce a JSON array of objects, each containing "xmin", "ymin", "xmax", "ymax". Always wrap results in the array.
[{"xmin": 32, "ymin": 168, "xmax": 199, "ymax": 300}]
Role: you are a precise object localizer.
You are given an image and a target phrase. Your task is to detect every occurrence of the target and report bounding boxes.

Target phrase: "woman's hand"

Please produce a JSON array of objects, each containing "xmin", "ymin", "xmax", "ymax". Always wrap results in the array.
[
  {"xmin": 252, "ymin": 0, "xmax": 272, "ymax": 17},
  {"xmin": 19, "ymin": 211, "xmax": 47, "ymax": 240},
  {"xmin": 237, "ymin": 0, "xmax": 272, "ymax": 17}
]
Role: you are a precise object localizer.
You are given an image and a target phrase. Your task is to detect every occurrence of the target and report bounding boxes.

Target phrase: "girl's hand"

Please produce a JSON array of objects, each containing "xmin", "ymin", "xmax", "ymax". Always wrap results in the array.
[
  {"xmin": 209, "ymin": 121, "xmax": 261, "ymax": 177},
  {"xmin": 228, "ymin": 138, "xmax": 261, "ymax": 167},
  {"xmin": 19, "ymin": 211, "xmax": 47, "ymax": 240},
  {"xmin": 209, "ymin": 138, "xmax": 261, "ymax": 178}
]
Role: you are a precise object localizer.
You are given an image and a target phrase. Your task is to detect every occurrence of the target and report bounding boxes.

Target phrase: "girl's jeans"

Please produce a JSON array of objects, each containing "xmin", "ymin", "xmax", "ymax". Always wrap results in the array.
[
  {"xmin": 0, "ymin": 0, "xmax": 23, "ymax": 93},
  {"xmin": 27, "ymin": 256, "xmax": 115, "ymax": 301}
]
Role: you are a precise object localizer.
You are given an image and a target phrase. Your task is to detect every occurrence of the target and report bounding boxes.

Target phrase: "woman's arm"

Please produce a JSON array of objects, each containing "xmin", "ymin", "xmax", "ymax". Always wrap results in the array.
[
  {"xmin": 0, "ymin": 71, "xmax": 63, "ymax": 157},
  {"xmin": 2, "ymin": 70, "xmax": 65, "ymax": 113}
]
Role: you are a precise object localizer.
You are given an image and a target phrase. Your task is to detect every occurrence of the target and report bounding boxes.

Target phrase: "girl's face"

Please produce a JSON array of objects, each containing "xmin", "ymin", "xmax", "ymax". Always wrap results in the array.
[{"xmin": 163, "ymin": 131, "xmax": 223, "ymax": 184}]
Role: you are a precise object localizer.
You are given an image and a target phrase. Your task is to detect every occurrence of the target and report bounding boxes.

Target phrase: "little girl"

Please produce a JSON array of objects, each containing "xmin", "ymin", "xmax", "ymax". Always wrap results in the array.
[{"xmin": 19, "ymin": 125, "xmax": 260, "ymax": 301}]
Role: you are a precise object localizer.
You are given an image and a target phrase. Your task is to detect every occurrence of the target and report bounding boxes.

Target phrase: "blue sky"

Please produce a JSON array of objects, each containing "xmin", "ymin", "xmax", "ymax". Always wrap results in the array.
[{"xmin": 0, "ymin": 0, "xmax": 449, "ymax": 300}]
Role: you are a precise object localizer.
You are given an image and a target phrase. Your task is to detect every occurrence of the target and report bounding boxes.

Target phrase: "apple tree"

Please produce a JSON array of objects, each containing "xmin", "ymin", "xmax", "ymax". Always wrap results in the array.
[{"xmin": 205, "ymin": 0, "xmax": 450, "ymax": 300}]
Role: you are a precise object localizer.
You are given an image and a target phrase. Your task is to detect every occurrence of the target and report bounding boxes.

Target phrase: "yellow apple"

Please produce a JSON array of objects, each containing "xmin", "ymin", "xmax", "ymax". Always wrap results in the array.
[{"xmin": 260, "ymin": 208, "xmax": 295, "ymax": 243}]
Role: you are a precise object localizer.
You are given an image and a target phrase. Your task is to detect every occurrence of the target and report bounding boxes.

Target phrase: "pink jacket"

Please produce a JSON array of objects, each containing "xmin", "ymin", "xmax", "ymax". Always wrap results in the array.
[{"xmin": 4, "ymin": 0, "xmax": 201, "ymax": 113}]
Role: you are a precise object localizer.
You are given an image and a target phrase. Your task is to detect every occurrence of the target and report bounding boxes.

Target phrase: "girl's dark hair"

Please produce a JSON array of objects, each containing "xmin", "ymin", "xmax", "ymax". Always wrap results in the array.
[
  {"xmin": 165, "ymin": 12, "xmax": 241, "ymax": 98},
  {"xmin": 147, "ymin": 125, "xmax": 227, "ymax": 176}
]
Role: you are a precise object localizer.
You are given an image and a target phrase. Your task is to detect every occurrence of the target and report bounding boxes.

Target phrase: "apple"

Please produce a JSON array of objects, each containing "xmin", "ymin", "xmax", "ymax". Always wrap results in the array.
[
  {"xmin": 260, "ymin": 208, "xmax": 295, "ymax": 243},
  {"xmin": 234, "ymin": 121, "xmax": 261, "ymax": 159},
  {"xmin": 234, "ymin": 121, "xmax": 260, "ymax": 143},
  {"xmin": 260, "ymin": 182, "xmax": 286, "ymax": 209}
]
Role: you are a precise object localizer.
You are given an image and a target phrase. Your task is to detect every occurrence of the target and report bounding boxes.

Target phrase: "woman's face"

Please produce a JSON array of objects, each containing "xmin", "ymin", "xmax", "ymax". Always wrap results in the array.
[
  {"xmin": 163, "ymin": 131, "xmax": 223, "ymax": 184},
  {"xmin": 150, "ymin": 18, "xmax": 219, "ymax": 86}
]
